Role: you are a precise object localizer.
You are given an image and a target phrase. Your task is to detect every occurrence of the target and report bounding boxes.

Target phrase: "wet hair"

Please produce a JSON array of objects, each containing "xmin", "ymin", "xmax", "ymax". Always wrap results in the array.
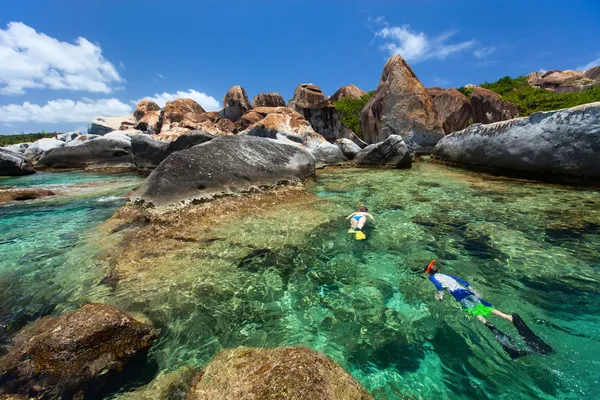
[
  {"xmin": 360, "ymin": 206, "xmax": 368, "ymax": 212},
  {"xmin": 425, "ymin": 263, "xmax": 439, "ymax": 274}
]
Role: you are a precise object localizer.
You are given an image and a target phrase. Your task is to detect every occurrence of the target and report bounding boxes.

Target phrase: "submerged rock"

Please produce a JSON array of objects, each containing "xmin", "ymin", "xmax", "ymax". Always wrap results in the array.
[
  {"xmin": 0, "ymin": 187, "xmax": 55, "ymax": 204},
  {"xmin": 470, "ymin": 87, "xmax": 519, "ymax": 124},
  {"xmin": 35, "ymin": 137, "xmax": 134, "ymax": 171},
  {"xmin": 0, "ymin": 303, "xmax": 158, "ymax": 399},
  {"xmin": 253, "ymin": 92, "xmax": 286, "ymax": 108},
  {"xmin": 0, "ymin": 148, "xmax": 35, "ymax": 176},
  {"xmin": 427, "ymin": 88, "xmax": 472, "ymax": 134},
  {"xmin": 434, "ymin": 102, "xmax": 600, "ymax": 177},
  {"xmin": 354, "ymin": 134, "xmax": 412, "ymax": 168},
  {"xmin": 131, "ymin": 135, "xmax": 316, "ymax": 206},
  {"xmin": 188, "ymin": 347, "xmax": 373, "ymax": 400},
  {"xmin": 360, "ymin": 55, "xmax": 444, "ymax": 152}
]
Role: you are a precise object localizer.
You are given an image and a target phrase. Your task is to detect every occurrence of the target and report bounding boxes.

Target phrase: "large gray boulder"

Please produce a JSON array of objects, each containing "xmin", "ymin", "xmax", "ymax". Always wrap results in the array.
[
  {"xmin": 360, "ymin": 56, "xmax": 444, "ymax": 152},
  {"xmin": 354, "ymin": 134, "xmax": 412, "ymax": 168},
  {"xmin": 131, "ymin": 131, "xmax": 215, "ymax": 170},
  {"xmin": 24, "ymin": 138, "xmax": 64, "ymax": 160},
  {"xmin": 1, "ymin": 143, "xmax": 30, "ymax": 154},
  {"xmin": 0, "ymin": 148, "xmax": 35, "ymax": 176},
  {"xmin": 131, "ymin": 135, "xmax": 316, "ymax": 206},
  {"xmin": 335, "ymin": 138, "xmax": 362, "ymax": 160},
  {"xmin": 310, "ymin": 142, "xmax": 348, "ymax": 167},
  {"xmin": 434, "ymin": 102, "xmax": 600, "ymax": 177},
  {"xmin": 88, "ymin": 116, "xmax": 133, "ymax": 135},
  {"xmin": 36, "ymin": 137, "xmax": 134, "ymax": 170}
]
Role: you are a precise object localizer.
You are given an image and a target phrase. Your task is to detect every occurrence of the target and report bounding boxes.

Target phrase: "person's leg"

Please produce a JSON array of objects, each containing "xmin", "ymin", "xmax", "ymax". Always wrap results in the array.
[
  {"xmin": 350, "ymin": 219, "xmax": 358, "ymax": 229},
  {"xmin": 476, "ymin": 315, "xmax": 487, "ymax": 324},
  {"xmin": 357, "ymin": 217, "xmax": 366, "ymax": 230},
  {"xmin": 491, "ymin": 309, "xmax": 514, "ymax": 322}
]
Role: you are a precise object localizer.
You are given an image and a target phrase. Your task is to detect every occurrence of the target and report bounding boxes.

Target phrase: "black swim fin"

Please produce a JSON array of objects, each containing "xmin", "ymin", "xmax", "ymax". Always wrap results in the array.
[
  {"xmin": 485, "ymin": 322, "xmax": 529, "ymax": 359},
  {"xmin": 512, "ymin": 314, "xmax": 554, "ymax": 355}
]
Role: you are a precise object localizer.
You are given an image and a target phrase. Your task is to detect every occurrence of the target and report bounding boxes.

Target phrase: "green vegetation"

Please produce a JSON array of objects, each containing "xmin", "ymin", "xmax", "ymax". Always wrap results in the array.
[
  {"xmin": 0, "ymin": 132, "xmax": 60, "ymax": 146},
  {"xmin": 457, "ymin": 86, "xmax": 472, "ymax": 98},
  {"xmin": 459, "ymin": 76, "xmax": 600, "ymax": 116},
  {"xmin": 333, "ymin": 90, "xmax": 375, "ymax": 138}
]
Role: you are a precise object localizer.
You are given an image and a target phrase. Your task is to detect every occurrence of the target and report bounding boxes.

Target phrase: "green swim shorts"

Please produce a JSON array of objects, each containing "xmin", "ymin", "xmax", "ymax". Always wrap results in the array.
[{"xmin": 465, "ymin": 303, "xmax": 494, "ymax": 317}]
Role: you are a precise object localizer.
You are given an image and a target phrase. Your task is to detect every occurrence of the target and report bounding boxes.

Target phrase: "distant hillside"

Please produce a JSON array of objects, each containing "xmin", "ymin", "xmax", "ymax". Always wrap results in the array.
[
  {"xmin": 0, "ymin": 132, "xmax": 60, "ymax": 146},
  {"xmin": 458, "ymin": 76, "xmax": 600, "ymax": 116}
]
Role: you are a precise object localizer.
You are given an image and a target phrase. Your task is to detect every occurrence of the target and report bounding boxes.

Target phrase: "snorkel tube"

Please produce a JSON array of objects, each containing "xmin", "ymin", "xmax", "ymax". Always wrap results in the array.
[{"xmin": 425, "ymin": 260, "xmax": 436, "ymax": 274}]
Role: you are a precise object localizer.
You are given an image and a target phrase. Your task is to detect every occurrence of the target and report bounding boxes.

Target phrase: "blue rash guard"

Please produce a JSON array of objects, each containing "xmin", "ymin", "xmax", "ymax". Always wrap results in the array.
[{"xmin": 429, "ymin": 273, "xmax": 494, "ymax": 315}]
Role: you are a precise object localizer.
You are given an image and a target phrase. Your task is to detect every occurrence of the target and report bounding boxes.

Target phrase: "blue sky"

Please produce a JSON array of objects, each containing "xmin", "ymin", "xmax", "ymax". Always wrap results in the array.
[{"xmin": 1, "ymin": 0, "xmax": 599, "ymax": 134}]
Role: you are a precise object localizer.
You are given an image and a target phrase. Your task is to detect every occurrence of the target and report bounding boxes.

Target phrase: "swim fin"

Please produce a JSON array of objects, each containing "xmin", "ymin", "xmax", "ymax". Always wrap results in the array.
[
  {"xmin": 485, "ymin": 322, "xmax": 529, "ymax": 359},
  {"xmin": 348, "ymin": 229, "xmax": 357, "ymax": 234},
  {"xmin": 512, "ymin": 314, "xmax": 554, "ymax": 355},
  {"xmin": 355, "ymin": 231, "xmax": 366, "ymax": 240}
]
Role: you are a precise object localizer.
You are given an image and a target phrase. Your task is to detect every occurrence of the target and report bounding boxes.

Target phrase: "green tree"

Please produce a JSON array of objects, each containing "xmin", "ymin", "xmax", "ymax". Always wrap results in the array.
[{"xmin": 333, "ymin": 91, "xmax": 375, "ymax": 138}]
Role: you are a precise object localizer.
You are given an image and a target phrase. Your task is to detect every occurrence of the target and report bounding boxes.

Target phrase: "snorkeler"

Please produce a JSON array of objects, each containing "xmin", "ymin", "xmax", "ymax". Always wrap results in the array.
[
  {"xmin": 346, "ymin": 204, "xmax": 376, "ymax": 232},
  {"xmin": 425, "ymin": 260, "xmax": 553, "ymax": 359}
]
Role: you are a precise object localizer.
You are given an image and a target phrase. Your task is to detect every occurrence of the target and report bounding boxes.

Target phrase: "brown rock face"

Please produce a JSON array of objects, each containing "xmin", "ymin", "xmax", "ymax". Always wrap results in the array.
[
  {"xmin": 188, "ymin": 347, "xmax": 373, "ymax": 400},
  {"xmin": 584, "ymin": 66, "xmax": 600, "ymax": 81},
  {"xmin": 529, "ymin": 70, "xmax": 583, "ymax": 91},
  {"xmin": 0, "ymin": 187, "xmax": 55, "ymax": 204},
  {"xmin": 0, "ymin": 303, "xmax": 158, "ymax": 399},
  {"xmin": 222, "ymin": 86, "xmax": 252, "ymax": 122},
  {"xmin": 161, "ymin": 98, "xmax": 206, "ymax": 132},
  {"xmin": 427, "ymin": 88, "xmax": 472, "ymax": 134},
  {"xmin": 179, "ymin": 111, "xmax": 235, "ymax": 136},
  {"xmin": 470, "ymin": 87, "xmax": 519, "ymax": 124},
  {"xmin": 238, "ymin": 107, "xmax": 304, "ymax": 131},
  {"xmin": 253, "ymin": 92, "xmax": 286, "ymax": 108},
  {"xmin": 330, "ymin": 84, "xmax": 367, "ymax": 102},
  {"xmin": 134, "ymin": 100, "xmax": 162, "ymax": 133},
  {"xmin": 290, "ymin": 83, "xmax": 362, "ymax": 144},
  {"xmin": 360, "ymin": 55, "xmax": 444, "ymax": 152}
]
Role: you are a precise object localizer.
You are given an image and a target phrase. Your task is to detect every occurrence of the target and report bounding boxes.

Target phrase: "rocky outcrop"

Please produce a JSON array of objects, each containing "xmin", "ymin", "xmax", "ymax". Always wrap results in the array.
[
  {"xmin": 188, "ymin": 347, "xmax": 373, "ymax": 400},
  {"xmin": 222, "ymin": 86, "xmax": 252, "ymax": 122},
  {"xmin": 131, "ymin": 135, "xmax": 315, "ymax": 206},
  {"xmin": 329, "ymin": 84, "xmax": 367, "ymax": 102},
  {"xmin": 161, "ymin": 98, "xmax": 206, "ymax": 132},
  {"xmin": 131, "ymin": 131, "xmax": 215, "ymax": 170},
  {"xmin": 527, "ymin": 69, "xmax": 600, "ymax": 93},
  {"xmin": 238, "ymin": 107, "xmax": 347, "ymax": 166},
  {"xmin": 427, "ymin": 88, "xmax": 472, "ymax": 134},
  {"xmin": 0, "ymin": 148, "xmax": 35, "ymax": 176},
  {"xmin": 35, "ymin": 137, "xmax": 134, "ymax": 171},
  {"xmin": 56, "ymin": 131, "xmax": 81, "ymax": 143},
  {"xmin": 88, "ymin": 116, "xmax": 134, "ymax": 135},
  {"xmin": 0, "ymin": 303, "xmax": 158, "ymax": 399},
  {"xmin": 289, "ymin": 83, "xmax": 363, "ymax": 145},
  {"xmin": 470, "ymin": 87, "xmax": 519, "ymax": 124},
  {"xmin": 253, "ymin": 92, "xmax": 286, "ymax": 108},
  {"xmin": 434, "ymin": 102, "xmax": 600, "ymax": 177},
  {"xmin": 178, "ymin": 111, "xmax": 235, "ymax": 136},
  {"xmin": 360, "ymin": 55, "xmax": 444, "ymax": 152},
  {"xmin": 134, "ymin": 100, "xmax": 162, "ymax": 133},
  {"xmin": 64, "ymin": 134, "xmax": 100, "ymax": 147},
  {"xmin": 354, "ymin": 134, "xmax": 412, "ymax": 168},
  {"xmin": 584, "ymin": 66, "xmax": 600, "ymax": 81},
  {"xmin": 23, "ymin": 138, "xmax": 64, "ymax": 159},
  {"xmin": 0, "ymin": 187, "xmax": 55, "ymax": 204},
  {"xmin": 1, "ymin": 143, "xmax": 29, "ymax": 154},
  {"xmin": 335, "ymin": 138, "xmax": 362, "ymax": 160}
]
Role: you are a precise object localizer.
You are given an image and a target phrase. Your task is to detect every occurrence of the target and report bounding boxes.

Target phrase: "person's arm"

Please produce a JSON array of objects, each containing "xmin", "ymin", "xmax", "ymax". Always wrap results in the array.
[
  {"xmin": 436, "ymin": 290, "xmax": 445, "ymax": 301},
  {"xmin": 346, "ymin": 213, "xmax": 356, "ymax": 220},
  {"xmin": 429, "ymin": 276, "xmax": 444, "ymax": 300},
  {"xmin": 367, "ymin": 213, "xmax": 376, "ymax": 224}
]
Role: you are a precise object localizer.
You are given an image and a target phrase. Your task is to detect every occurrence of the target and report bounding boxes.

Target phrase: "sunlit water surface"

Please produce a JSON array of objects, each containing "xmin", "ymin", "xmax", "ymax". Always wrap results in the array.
[{"xmin": 1, "ymin": 164, "xmax": 599, "ymax": 399}]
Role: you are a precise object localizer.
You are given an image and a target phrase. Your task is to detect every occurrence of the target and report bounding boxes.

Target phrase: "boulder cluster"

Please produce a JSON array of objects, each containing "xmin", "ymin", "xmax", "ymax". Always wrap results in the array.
[{"xmin": 527, "ymin": 67, "xmax": 600, "ymax": 93}]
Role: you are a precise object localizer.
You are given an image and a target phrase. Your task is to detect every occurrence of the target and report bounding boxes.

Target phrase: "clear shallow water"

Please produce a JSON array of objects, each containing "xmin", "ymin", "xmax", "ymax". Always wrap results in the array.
[{"xmin": 1, "ymin": 164, "xmax": 600, "ymax": 399}]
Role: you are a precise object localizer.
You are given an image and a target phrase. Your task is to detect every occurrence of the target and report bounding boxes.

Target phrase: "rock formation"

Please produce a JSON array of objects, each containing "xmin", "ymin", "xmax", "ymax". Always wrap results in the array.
[
  {"xmin": 329, "ymin": 84, "xmax": 367, "ymax": 102},
  {"xmin": 161, "ymin": 98, "xmax": 206, "ymax": 132},
  {"xmin": 23, "ymin": 138, "xmax": 64, "ymax": 160},
  {"xmin": 253, "ymin": 92, "xmax": 286, "ymax": 108},
  {"xmin": 289, "ymin": 83, "xmax": 363, "ymax": 145},
  {"xmin": 427, "ymin": 88, "xmax": 472, "ymax": 134},
  {"xmin": 176, "ymin": 111, "xmax": 235, "ymax": 136},
  {"xmin": 0, "ymin": 187, "xmax": 55, "ymax": 204},
  {"xmin": 470, "ymin": 87, "xmax": 519, "ymax": 124},
  {"xmin": 131, "ymin": 135, "xmax": 316, "ymax": 206},
  {"xmin": 88, "ymin": 116, "xmax": 134, "ymax": 135},
  {"xmin": 434, "ymin": 102, "xmax": 600, "ymax": 177},
  {"xmin": 335, "ymin": 138, "xmax": 362, "ymax": 160},
  {"xmin": 584, "ymin": 66, "xmax": 600, "ymax": 81},
  {"xmin": 353, "ymin": 135, "xmax": 412, "ymax": 168},
  {"xmin": 134, "ymin": 99, "xmax": 162, "ymax": 133},
  {"xmin": 527, "ymin": 69, "xmax": 600, "ymax": 93},
  {"xmin": 188, "ymin": 347, "xmax": 373, "ymax": 400},
  {"xmin": 0, "ymin": 148, "xmax": 35, "ymax": 176},
  {"xmin": 360, "ymin": 55, "xmax": 444, "ymax": 152},
  {"xmin": 0, "ymin": 303, "xmax": 158, "ymax": 399},
  {"xmin": 35, "ymin": 137, "xmax": 134, "ymax": 171},
  {"xmin": 222, "ymin": 85, "xmax": 252, "ymax": 122}
]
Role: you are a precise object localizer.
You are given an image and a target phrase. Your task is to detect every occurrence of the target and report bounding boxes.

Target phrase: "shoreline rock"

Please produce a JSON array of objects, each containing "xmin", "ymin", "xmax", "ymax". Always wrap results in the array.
[
  {"xmin": 433, "ymin": 102, "xmax": 600, "ymax": 178},
  {"xmin": 0, "ymin": 148, "xmax": 35, "ymax": 176},
  {"xmin": 0, "ymin": 187, "xmax": 55, "ymax": 204},
  {"xmin": 354, "ymin": 135, "xmax": 412, "ymax": 168}
]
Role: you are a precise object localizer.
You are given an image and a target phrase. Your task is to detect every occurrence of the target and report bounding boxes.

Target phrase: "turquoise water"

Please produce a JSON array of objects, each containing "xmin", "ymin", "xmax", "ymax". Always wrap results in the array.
[{"xmin": 1, "ymin": 165, "xmax": 599, "ymax": 399}]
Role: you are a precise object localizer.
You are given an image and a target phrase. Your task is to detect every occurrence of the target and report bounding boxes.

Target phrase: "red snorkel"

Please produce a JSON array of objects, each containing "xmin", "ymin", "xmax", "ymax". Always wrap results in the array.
[{"xmin": 426, "ymin": 260, "xmax": 436, "ymax": 274}]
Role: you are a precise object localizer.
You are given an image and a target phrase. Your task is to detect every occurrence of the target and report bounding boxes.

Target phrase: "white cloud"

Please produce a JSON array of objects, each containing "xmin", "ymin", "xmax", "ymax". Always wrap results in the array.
[
  {"xmin": 373, "ymin": 18, "xmax": 475, "ymax": 63},
  {"xmin": 577, "ymin": 57, "xmax": 600, "ymax": 72},
  {"xmin": 0, "ymin": 22, "xmax": 123, "ymax": 95},
  {"xmin": 0, "ymin": 98, "xmax": 132, "ymax": 123},
  {"xmin": 158, "ymin": 73, "xmax": 165, "ymax": 79},
  {"xmin": 140, "ymin": 89, "xmax": 221, "ymax": 111},
  {"xmin": 473, "ymin": 46, "xmax": 496, "ymax": 59}
]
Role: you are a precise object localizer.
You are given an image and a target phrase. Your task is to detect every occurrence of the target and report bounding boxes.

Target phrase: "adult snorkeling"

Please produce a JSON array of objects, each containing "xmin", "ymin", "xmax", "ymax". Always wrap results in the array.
[
  {"xmin": 346, "ymin": 203, "xmax": 376, "ymax": 240},
  {"xmin": 425, "ymin": 260, "xmax": 553, "ymax": 359}
]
